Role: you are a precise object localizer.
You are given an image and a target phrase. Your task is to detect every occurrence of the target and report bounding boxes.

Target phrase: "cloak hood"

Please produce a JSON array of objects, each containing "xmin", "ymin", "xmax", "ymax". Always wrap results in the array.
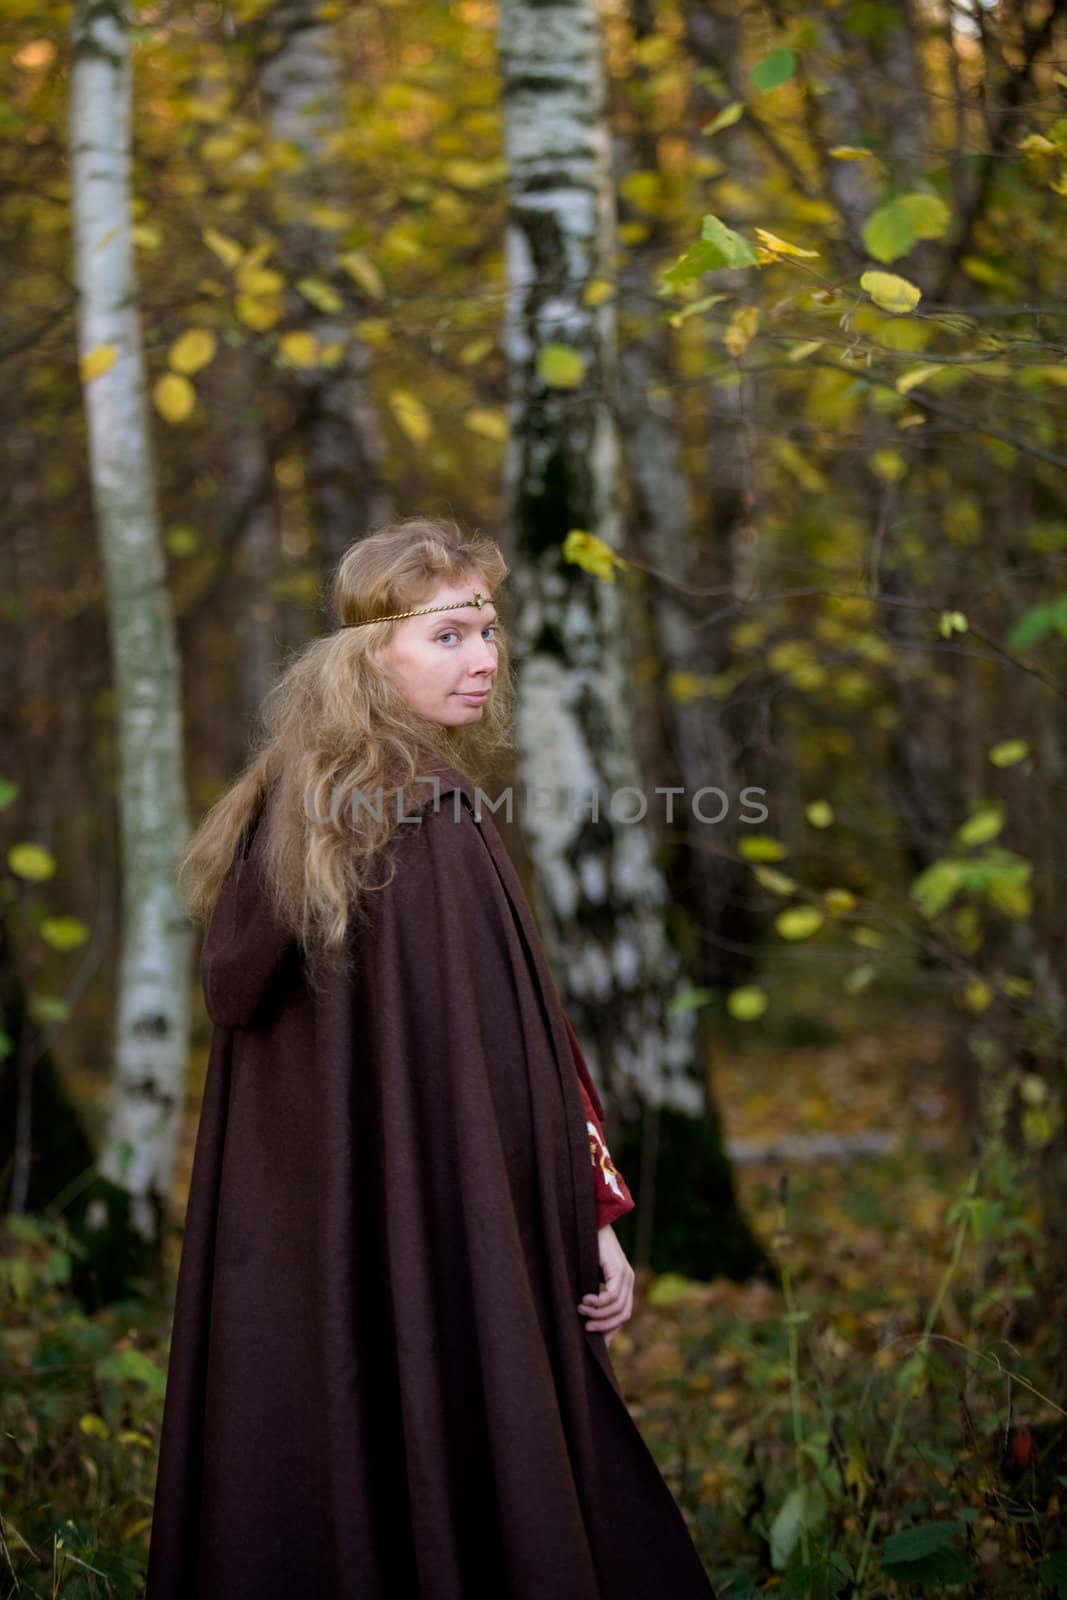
[
  {"xmin": 199, "ymin": 802, "xmax": 294, "ymax": 1031},
  {"xmin": 198, "ymin": 770, "xmax": 470, "ymax": 1033}
]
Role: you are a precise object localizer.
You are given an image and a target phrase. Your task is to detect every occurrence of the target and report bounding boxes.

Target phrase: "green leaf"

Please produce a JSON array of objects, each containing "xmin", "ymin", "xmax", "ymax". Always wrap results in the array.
[
  {"xmin": 862, "ymin": 201, "xmax": 916, "ymax": 264},
  {"xmin": 988, "ymin": 740, "xmax": 1028, "ymax": 767},
  {"xmin": 0, "ymin": 779, "xmax": 18, "ymax": 810},
  {"xmin": 7, "ymin": 842, "xmax": 56, "ymax": 881},
  {"xmin": 700, "ymin": 213, "xmax": 759, "ymax": 268},
  {"xmin": 1007, "ymin": 604, "xmax": 1054, "ymax": 650},
  {"xmin": 775, "ymin": 906, "xmax": 825, "ymax": 940},
  {"xmin": 40, "ymin": 917, "xmax": 90, "ymax": 952},
  {"xmin": 956, "ymin": 807, "xmax": 1004, "ymax": 848},
  {"xmin": 900, "ymin": 191, "xmax": 951, "ymax": 241},
  {"xmin": 537, "ymin": 344, "xmax": 587, "ymax": 389},
  {"xmin": 667, "ymin": 986, "xmax": 714, "ymax": 1014},
  {"xmin": 661, "ymin": 240, "xmax": 728, "ymax": 290},
  {"xmin": 95, "ymin": 1348, "xmax": 167, "ymax": 1396},
  {"xmin": 910, "ymin": 859, "xmax": 964, "ymax": 918},
  {"xmin": 882, "ymin": 1520, "xmax": 969, "ymax": 1564},
  {"xmin": 882, "ymin": 1548, "xmax": 974, "ymax": 1585},
  {"xmin": 30, "ymin": 994, "xmax": 71, "ymax": 1024},
  {"xmin": 727, "ymin": 985, "xmax": 768, "ymax": 1021},
  {"xmin": 751, "ymin": 48, "xmax": 797, "ymax": 92},
  {"xmin": 770, "ymin": 1484, "xmax": 826, "ymax": 1570}
]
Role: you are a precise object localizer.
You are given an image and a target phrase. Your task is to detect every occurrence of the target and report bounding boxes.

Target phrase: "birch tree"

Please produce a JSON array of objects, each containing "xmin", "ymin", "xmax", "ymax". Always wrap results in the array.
[
  {"xmin": 70, "ymin": 0, "xmax": 192, "ymax": 1262},
  {"xmin": 499, "ymin": 0, "xmax": 764, "ymax": 1275}
]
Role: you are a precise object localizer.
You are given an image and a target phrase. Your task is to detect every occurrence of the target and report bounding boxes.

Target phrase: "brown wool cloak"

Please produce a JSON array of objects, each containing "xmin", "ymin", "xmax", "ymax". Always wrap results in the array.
[{"xmin": 145, "ymin": 766, "xmax": 716, "ymax": 1600}]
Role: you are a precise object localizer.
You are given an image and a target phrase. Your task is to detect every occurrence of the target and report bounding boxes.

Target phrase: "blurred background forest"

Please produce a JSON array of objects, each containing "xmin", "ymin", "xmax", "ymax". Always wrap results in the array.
[{"xmin": 2, "ymin": 0, "xmax": 1067, "ymax": 1593}]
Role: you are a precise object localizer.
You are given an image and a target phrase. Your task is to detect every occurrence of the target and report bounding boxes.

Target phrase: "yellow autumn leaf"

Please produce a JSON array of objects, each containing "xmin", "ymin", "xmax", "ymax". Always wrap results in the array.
[
  {"xmin": 306, "ymin": 204, "xmax": 349, "ymax": 230},
  {"xmin": 739, "ymin": 836, "xmax": 788, "ymax": 862},
  {"xmin": 988, "ymin": 740, "xmax": 1028, "ymax": 767},
  {"xmin": 339, "ymin": 251, "xmax": 384, "ymax": 299},
  {"xmin": 582, "ymin": 277, "xmax": 615, "ymax": 307},
  {"xmin": 666, "ymin": 670, "xmax": 715, "ymax": 704},
  {"xmin": 561, "ymin": 529, "xmax": 626, "ymax": 583},
  {"xmin": 860, "ymin": 271, "xmax": 922, "ymax": 315},
  {"xmin": 8, "ymin": 842, "xmax": 56, "ymax": 880},
  {"xmin": 751, "ymin": 865, "xmax": 797, "ymax": 895},
  {"xmin": 724, "ymin": 305, "xmax": 760, "ymax": 357},
  {"xmin": 40, "ymin": 917, "xmax": 89, "ymax": 951},
  {"xmin": 775, "ymin": 905, "xmax": 825, "ymax": 940},
  {"xmin": 132, "ymin": 224, "xmax": 162, "ymax": 249},
  {"xmin": 236, "ymin": 264, "xmax": 284, "ymax": 296},
  {"xmin": 895, "ymin": 363, "xmax": 941, "ymax": 394},
  {"xmin": 388, "ymin": 389, "xmax": 432, "ymax": 446},
  {"xmin": 727, "ymin": 986, "xmax": 768, "ymax": 1021},
  {"xmin": 459, "ymin": 335, "xmax": 494, "ymax": 366},
  {"xmin": 829, "ymin": 145, "xmax": 874, "ymax": 160},
  {"xmin": 538, "ymin": 344, "xmax": 587, "ymax": 389},
  {"xmin": 754, "ymin": 228, "xmax": 819, "ymax": 259},
  {"xmin": 235, "ymin": 294, "xmax": 283, "ymax": 331},
  {"xmin": 788, "ymin": 340, "xmax": 823, "ymax": 362},
  {"xmin": 823, "ymin": 888, "xmax": 856, "ymax": 914},
  {"xmin": 296, "ymin": 276, "xmax": 343, "ymax": 315},
  {"xmin": 153, "ymin": 373, "xmax": 196, "ymax": 423},
  {"xmin": 168, "ymin": 329, "xmax": 216, "ymax": 375},
  {"xmin": 805, "ymin": 800, "xmax": 834, "ymax": 828},
  {"xmin": 202, "ymin": 226, "xmax": 243, "ymax": 269},
  {"xmin": 464, "ymin": 408, "xmax": 508, "ymax": 442},
  {"xmin": 79, "ymin": 345, "xmax": 117, "ymax": 382},
  {"xmin": 956, "ymin": 806, "xmax": 1003, "ymax": 847},
  {"xmin": 278, "ymin": 331, "xmax": 320, "ymax": 368}
]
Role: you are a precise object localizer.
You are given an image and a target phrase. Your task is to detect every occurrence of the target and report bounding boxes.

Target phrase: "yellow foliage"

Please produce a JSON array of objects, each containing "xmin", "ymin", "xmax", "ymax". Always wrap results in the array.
[
  {"xmin": 464, "ymin": 408, "xmax": 508, "ymax": 442},
  {"xmin": 202, "ymin": 226, "xmax": 243, "ymax": 269},
  {"xmin": 388, "ymin": 389, "xmax": 433, "ymax": 445},
  {"xmin": 724, "ymin": 305, "xmax": 760, "ymax": 357},
  {"xmin": 775, "ymin": 905, "xmax": 825, "ymax": 940},
  {"xmin": 168, "ymin": 329, "xmax": 216, "ymax": 375},
  {"xmin": 806, "ymin": 800, "xmax": 834, "ymax": 828},
  {"xmin": 235, "ymin": 294, "xmax": 283, "ymax": 330},
  {"xmin": 860, "ymin": 270, "xmax": 922, "ymax": 314},
  {"xmin": 561, "ymin": 529, "xmax": 626, "ymax": 582},
  {"xmin": 79, "ymin": 345, "xmax": 117, "ymax": 382},
  {"xmin": 154, "ymin": 373, "xmax": 196, "ymax": 423},
  {"xmin": 754, "ymin": 227, "xmax": 819, "ymax": 259},
  {"xmin": 7, "ymin": 843, "xmax": 56, "ymax": 880},
  {"xmin": 279, "ymin": 332, "xmax": 320, "ymax": 368},
  {"xmin": 339, "ymin": 251, "xmax": 384, "ymax": 299},
  {"xmin": 582, "ymin": 277, "xmax": 615, "ymax": 307}
]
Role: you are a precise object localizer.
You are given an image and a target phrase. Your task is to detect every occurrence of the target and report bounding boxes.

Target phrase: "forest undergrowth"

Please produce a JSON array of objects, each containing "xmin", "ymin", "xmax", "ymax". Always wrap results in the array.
[{"xmin": 1, "ymin": 1010, "xmax": 1063, "ymax": 1598}]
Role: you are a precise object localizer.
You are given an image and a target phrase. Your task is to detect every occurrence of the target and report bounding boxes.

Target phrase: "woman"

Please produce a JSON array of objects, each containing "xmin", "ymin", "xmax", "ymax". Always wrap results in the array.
[{"xmin": 145, "ymin": 518, "xmax": 716, "ymax": 1598}]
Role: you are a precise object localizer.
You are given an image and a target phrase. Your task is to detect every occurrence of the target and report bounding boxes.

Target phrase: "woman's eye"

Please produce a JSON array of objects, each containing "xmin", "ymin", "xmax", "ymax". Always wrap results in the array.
[
  {"xmin": 438, "ymin": 630, "xmax": 457, "ymax": 644},
  {"xmin": 483, "ymin": 626, "xmax": 497, "ymax": 640}
]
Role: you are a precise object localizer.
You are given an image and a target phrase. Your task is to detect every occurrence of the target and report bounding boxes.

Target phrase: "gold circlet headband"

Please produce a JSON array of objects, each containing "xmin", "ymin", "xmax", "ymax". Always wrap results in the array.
[{"xmin": 342, "ymin": 591, "xmax": 494, "ymax": 627}]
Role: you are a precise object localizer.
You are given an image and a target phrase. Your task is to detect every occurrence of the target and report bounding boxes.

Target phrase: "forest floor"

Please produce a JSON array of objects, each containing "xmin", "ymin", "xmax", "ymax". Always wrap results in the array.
[
  {"xmin": 2, "ymin": 1014, "xmax": 1061, "ymax": 1598},
  {"xmin": 609, "ymin": 1015, "xmax": 1062, "ymax": 1597}
]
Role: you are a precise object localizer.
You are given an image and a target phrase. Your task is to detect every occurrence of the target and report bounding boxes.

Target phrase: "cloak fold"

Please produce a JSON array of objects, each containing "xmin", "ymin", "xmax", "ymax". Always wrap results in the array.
[{"xmin": 146, "ymin": 768, "xmax": 716, "ymax": 1599}]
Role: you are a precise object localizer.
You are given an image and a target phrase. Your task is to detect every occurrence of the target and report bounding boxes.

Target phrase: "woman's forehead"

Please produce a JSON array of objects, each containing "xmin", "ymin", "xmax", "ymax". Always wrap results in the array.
[{"xmin": 417, "ymin": 578, "xmax": 496, "ymax": 617}]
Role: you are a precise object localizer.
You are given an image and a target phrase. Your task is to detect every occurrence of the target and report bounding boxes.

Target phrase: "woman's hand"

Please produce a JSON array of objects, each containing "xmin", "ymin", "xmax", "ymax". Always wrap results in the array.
[{"xmin": 577, "ymin": 1225, "xmax": 635, "ymax": 1346}]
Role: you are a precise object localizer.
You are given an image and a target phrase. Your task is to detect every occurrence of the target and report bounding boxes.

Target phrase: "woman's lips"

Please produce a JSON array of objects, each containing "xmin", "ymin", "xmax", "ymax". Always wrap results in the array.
[{"xmin": 457, "ymin": 690, "xmax": 489, "ymax": 702}]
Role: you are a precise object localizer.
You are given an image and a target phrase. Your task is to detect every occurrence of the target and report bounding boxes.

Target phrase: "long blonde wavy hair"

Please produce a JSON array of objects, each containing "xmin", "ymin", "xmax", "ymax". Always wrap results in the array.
[{"xmin": 177, "ymin": 517, "xmax": 515, "ymax": 967}]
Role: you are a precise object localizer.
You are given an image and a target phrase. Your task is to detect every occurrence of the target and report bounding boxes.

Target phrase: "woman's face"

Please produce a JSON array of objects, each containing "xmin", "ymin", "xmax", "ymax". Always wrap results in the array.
[{"xmin": 381, "ymin": 577, "xmax": 499, "ymax": 726}]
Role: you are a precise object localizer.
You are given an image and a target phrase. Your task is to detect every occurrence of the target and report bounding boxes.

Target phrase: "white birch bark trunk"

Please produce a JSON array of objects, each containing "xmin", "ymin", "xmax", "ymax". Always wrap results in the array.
[
  {"xmin": 499, "ymin": 0, "xmax": 702, "ymax": 1118},
  {"xmin": 70, "ymin": 0, "xmax": 192, "ymax": 1241}
]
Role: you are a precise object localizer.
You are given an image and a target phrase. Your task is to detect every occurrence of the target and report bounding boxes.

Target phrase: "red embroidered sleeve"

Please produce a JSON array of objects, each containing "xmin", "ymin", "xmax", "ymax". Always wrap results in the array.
[
  {"xmin": 561, "ymin": 1012, "xmax": 635, "ymax": 1230},
  {"xmin": 576, "ymin": 1076, "xmax": 636, "ymax": 1229}
]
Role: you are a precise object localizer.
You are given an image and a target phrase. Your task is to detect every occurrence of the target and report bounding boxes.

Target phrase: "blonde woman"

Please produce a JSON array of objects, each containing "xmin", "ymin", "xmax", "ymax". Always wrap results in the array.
[{"xmin": 145, "ymin": 518, "xmax": 716, "ymax": 1598}]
